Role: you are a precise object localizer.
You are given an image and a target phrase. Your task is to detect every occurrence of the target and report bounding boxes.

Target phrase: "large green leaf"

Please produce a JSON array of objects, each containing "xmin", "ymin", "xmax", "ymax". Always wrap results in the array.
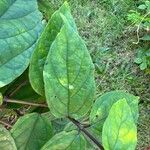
[
  {"xmin": 102, "ymin": 99, "xmax": 137, "ymax": 150},
  {"xmin": 0, "ymin": 124, "xmax": 17, "ymax": 150},
  {"xmin": 11, "ymin": 113, "xmax": 53, "ymax": 150},
  {"xmin": 41, "ymin": 130, "xmax": 87, "ymax": 150},
  {"xmin": 0, "ymin": 0, "xmax": 43, "ymax": 87},
  {"xmin": 29, "ymin": 1, "xmax": 77, "ymax": 96},
  {"xmin": 43, "ymin": 17, "xmax": 95, "ymax": 118}
]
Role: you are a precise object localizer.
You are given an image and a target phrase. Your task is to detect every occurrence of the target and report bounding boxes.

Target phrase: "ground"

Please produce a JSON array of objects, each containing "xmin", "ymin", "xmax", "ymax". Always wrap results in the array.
[{"xmin": 46, "ymin": 0, "xmax": 150, "ymax": 149}]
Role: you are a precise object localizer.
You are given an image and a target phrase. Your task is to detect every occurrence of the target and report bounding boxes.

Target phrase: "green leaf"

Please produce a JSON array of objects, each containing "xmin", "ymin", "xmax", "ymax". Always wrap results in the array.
[
  {"xmin": 0, "ymin": 124, "xmax": 17, "ymax": 150},
  {"xmin": 141, "ymin": 35, "xmax": 150, "ymax": 41},
  {"xmin": 138, "ymin": 4, "xmax": 146, "ymax": 10},
  {"xmin": 43, "ymin": 17, "xmax": 95, "ymax": 119},
  {"xmin": 89, "ymin": 91, "xmax": 139, "ymax": 140},
  {"xmin": 64, "ymin": 122, "xmax": 95, "ymax": 149},
  {"xmin": 134, "ymin": 58, "xmax": 142, "ymax": 64},
  {"xmin": 41, "ymin": 130, "xmax": 87, "ymax": 150},
  {"xmin": 90, "ymin": 91, "xmax": 139, "ymax": 124},
  {"xmin": 102, "ymin": 99, "xmax": 137, "ymax": 150},
  {"xmin": 11, "ymin": 113, "xmax": 53, "ymax": 150},
  {"xmin": 0, "ymin": 0, "xmax": 43, "ymax": 88},
  {"xmin": 140, "ymin": 62, "xmax": 147, "ymax": 70},
  {"xmin": 29, "ymin": 1, "xmax": 77, "ymax": 96}
]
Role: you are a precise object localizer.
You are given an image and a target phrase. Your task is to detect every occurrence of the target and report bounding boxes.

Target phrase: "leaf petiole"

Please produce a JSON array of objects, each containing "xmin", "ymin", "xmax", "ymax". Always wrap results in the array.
[
  {"xmin": 3, "ymin": 97, "xmax": 48, "ymax": 108},
  {"xmin": 68, "ymin": 116, "xmax": 104, "ymax": 150}
]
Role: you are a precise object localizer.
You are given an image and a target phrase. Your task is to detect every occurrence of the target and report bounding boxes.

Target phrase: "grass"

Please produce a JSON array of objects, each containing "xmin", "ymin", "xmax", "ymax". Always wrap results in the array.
[{"xmin": 46, "ymin": 0, "xmax": 150, "ymax": 149}]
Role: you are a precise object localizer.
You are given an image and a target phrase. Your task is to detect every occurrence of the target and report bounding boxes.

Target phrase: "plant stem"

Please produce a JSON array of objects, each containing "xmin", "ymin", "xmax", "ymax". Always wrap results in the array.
[
  {"xmin": 0, "ymin": 120, "xmax": 12, "ymax": 128},
  {"xmin": 8, "ymin": 80, "xmax": 28, "ymax": 97},
  {"xmin": 134, "ymin": 12, "xmax": 150, "ymax": 44},
  {"xmin": 3, "ymin": 97, "xmax": 48, "ymax": 108},
  {"xmin": 68, "ymin": 116, "xmax": 104, "ymax": 150}
]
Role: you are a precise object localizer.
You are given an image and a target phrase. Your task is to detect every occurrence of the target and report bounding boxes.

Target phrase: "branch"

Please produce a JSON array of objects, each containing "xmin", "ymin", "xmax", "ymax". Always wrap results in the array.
[
  {"xmin": 134, "ymin": 12, "xmax": 150, "ymax": 44},
  {"xmin": 68, "ymin": 116, "xmax": 104, "ymax": 150},
  {"xmin": 0, "ymin": 120, "xmax": 12, "ymax": 128},
  {"xmin": 3, "ymin": 97, "xmax": 48, "ymax": 108},
  {"xmin": 8, "ymin": 80, "xmax": 28, "ymax": 97}
]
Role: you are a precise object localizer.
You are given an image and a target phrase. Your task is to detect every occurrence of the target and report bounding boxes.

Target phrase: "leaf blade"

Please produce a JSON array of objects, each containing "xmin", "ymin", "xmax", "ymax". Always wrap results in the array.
[
  {"xmin": 102, "ymin": 99, "xmax": 137, "ymax": 150},
  {"xmin": 43, "ymin": 19, "xmax": 95, "ymax": 118},
  {"xmin": 90, "ymin": 91, "xmax": 139, "ymax": 124},
  {"xmin": 41, "ymin": 130, "xmax": 87, "ymax": 150},
  {"xmin": 0, "ymin": 124, "xmax": 17, "ymax": 150},
  {"xmin": 29, "ymin": 2, "xmax": 77, "ymax": 96},
  {"xmin": 0, "ymin": 0, "xmax": 43, "ymax": 87},
  {"xmin": 11, "ymin": 113, "xmax": 53, "ymax": 150},
  {"xmin": 89, "ymin": 91, "xmax": 139, "ymax": 141}
]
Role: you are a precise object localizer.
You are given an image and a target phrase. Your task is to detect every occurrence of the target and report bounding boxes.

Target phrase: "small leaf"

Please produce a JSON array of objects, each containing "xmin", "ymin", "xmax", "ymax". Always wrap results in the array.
[
  {"xmin": 0, "ymin": 124, "xmax": 17, "ymax": 150},
  {"xmin": 11, "ymin": 113, "xmax": 53, "ymax": 150},
  {"xmin": 102, "ymin": 99, "xmax": 137, "ymax": 150},
  {"xmin": 0, "ymin": 0, "xmax": 43, "ymax": 87},
  {"xmin": 43, "ymin": 17, "xmax": 95, "ymax": 118},
  {"xmin": 140, "ymin": 62, "xmax": 147, "ymax": 70},
  {"xmin": 134, "ymin": 58, "xmax": 142, "ymax": 64},
  {"xmin": 138, "ymin": 4, "xmax": 147, "ymax": 10},
  {"xmin": 29, "ymin": 1, "xmax": 77, "ymax": 96},
  {"xmin": 41, "ymin": 130, "xmax": 87, "ymax": 150}
]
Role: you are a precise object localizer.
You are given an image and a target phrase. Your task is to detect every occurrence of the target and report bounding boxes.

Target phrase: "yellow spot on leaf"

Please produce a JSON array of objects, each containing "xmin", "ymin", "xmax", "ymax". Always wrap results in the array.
[{"xmin": 120, "ymin": 128, "xmax": 136, "ymax": 142}]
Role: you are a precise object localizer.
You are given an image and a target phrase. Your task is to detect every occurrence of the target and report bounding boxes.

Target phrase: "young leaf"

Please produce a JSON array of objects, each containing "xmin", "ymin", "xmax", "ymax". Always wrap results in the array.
[
  {"xmin": 102, "ymin": 99, "xmax": 137, "ymax": 150},
  {"xmin": 11, "ymin": 113, "xmax": 53, "ymax": 150},
  {"xmin": 43, "ymin": 17, "xmax": 95, "ymax": 119},
  {"xmin": 29, "ymin": 1, "xmax": 77, "ymax": 96},
  {"xmin": 0, "ymin": 124, "xmax": 17, "ymax": 150},
  {"xmin": 41, "ymin": 130, "xmax": 87, "ymax": 150},
  {"xmin": 0, "ymin": 0, "xmax": 43, "ymax": 88}
]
